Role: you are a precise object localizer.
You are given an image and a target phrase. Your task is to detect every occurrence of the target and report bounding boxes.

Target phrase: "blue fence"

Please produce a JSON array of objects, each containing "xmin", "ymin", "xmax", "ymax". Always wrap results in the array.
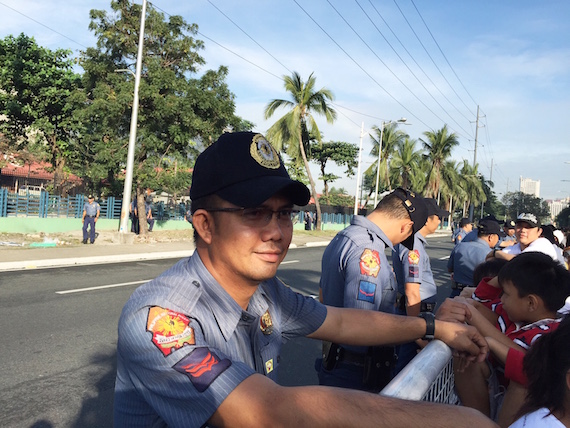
[{"xmin": 0, "ymin": 188, "xmax": 353, "ymax": 225}]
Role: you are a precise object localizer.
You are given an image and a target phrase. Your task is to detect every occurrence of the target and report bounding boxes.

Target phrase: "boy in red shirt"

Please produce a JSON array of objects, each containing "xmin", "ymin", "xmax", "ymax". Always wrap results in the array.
[{"xmin": 447, "ymin": 252, "xmax": 570, "ymax": 426}]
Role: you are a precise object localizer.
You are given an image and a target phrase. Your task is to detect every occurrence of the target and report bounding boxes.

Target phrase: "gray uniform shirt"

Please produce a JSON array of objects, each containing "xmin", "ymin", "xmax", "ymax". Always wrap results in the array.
[
  {"xmin": 320, "ymin": 215, "xmax": 396, "ymax": 353},
  {"xmin": 392, "ymin": 232, "xmax": 437, "ymax": 302},
  {"xmin": 114, "ymin": 251, "xmax": 327, "ymax": 427}
]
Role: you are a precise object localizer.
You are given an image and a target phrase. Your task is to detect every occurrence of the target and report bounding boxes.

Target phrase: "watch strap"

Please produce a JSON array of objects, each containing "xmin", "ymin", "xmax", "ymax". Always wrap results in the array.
[{"xmin": 418, "ymin": 312, "xmax": 435, "ymax": 340}]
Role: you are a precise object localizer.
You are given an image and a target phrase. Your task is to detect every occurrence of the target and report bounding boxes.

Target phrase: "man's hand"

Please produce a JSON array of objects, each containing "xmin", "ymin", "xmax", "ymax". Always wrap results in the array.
[
  {"xmin": 459, "ymin": 286, "xmax": 476, "ymax": 298},
  {"xmin": 434, "ymin": 320, "xmax": 488, "ymax": 363},
  {"xmin": 435, "ymin": 298, "xmax": 473, "ymax": 324}
]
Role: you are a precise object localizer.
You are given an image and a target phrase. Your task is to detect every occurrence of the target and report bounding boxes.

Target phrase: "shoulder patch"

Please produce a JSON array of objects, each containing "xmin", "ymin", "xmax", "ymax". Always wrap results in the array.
[
  {"xmin": 147, "ymin": 306, "xmax": 196, "ymax": 356},
  {"xmin": 360, "ymin": 249, "xmax": 381, "ymax": 277},
  {"xmin": 173, "ymin": 347, "xmax": 231, "ymax": 392},
  {"xmin": 357, "ymin": 280, "xmax": 376, "ymax": 303},
  {"xmin": 408, "ymin": 250, "xmax": 420, "ymax": 265}
]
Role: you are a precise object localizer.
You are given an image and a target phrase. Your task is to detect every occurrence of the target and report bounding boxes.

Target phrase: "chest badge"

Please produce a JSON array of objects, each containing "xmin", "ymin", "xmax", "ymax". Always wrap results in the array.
[
  {"xmin": 360, "ymin": 248, "xmax": 381, "ymax": 277},
  {"xmin": 265, "ymin": 358, "xmax": 274, "ymax": 374},
  {"xmin": 260, "ymin": 310, "xmax": 274, "ymax": 335}
]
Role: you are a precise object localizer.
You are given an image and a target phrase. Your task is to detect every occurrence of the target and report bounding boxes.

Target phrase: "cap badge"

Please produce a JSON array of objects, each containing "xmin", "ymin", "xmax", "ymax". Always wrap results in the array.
[
  {"xmin": 260, "ymin": 310, "xmax": 274, "ymax": 335},
  {"xmin": 250, "ymin": 134, "xmax": 280, "ymax": 169}
]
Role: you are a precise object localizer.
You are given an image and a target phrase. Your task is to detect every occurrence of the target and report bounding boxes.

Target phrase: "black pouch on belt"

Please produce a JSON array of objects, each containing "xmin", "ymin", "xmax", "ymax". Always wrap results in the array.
[{"xmin": 362, "ymin": 346, "xmax": 396, "ymax": 391}]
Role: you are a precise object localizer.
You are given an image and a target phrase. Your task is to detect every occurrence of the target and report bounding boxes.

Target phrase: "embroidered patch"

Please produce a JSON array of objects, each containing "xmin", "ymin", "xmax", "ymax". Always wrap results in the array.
[
  {"xmin": 260, "ymin": 310, "xmax": 273, "ymax": 335},
  {"xmin": 357, "ymin": 280, "xmax": 376, "ymax": 303},
  {"xmin": 408, "ymin": 266, "xmax": 419, "ymax": 278},
  {"xmin": 359, "ymin": 249, "xmax": 381, "ymax": 277},
  {"xmin": 265, "ymin": 358, "xmax": 274, "ymax": 374},
  {"xmin": 250, "ymin": 134, "xmax": 280, "ymax": 169},
  {"xmin": 173, "ymin": 348, "xmax": 231, "ymax": 392},
  {"xmin": 147, "ymin": 306, "xmax": 196, "ymax": 357},
  {"xmin": 408, "ymin": 250, "xmax": 420, "ymax": 265}
]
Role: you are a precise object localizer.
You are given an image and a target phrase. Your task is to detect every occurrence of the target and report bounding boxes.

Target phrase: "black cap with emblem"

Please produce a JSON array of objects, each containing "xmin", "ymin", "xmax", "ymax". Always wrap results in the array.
[
  {"xmin": 190, "ymin": 132, "xmax": 310, "ymax": 207},
  {"xmin": 391, "ymin": 188, "xmax": 429, "ymax": 250}
]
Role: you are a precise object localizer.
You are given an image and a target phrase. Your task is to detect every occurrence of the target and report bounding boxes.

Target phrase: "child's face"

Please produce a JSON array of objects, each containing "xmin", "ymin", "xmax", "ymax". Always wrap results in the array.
[{"xmin": 500, "ymin": 280, "xmax": 528, "ymax": 323}]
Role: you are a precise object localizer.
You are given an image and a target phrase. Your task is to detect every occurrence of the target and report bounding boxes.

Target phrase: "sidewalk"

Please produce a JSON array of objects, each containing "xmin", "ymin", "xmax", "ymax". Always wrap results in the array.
[
  {"xmin": 0, "ymin": 228, "xmax": 451, "ymax": 272},
  {"xmin": 0, "ymin": 229, "xmax": 334, "ymax": 272}
]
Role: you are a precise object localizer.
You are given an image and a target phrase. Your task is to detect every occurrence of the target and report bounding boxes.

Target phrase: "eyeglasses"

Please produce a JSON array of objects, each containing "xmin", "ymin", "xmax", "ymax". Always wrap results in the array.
[{"xmin": 204, "ymin": 207, "xmax": 299, "ymax": 227}]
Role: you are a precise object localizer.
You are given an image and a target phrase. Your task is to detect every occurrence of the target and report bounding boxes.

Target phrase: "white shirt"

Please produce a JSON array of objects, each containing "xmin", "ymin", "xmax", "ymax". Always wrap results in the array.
[
  {"xmin": 502, "ymin": 237, "xmax": 557, "ymax": 260},
  {"xmin": 510, "ymin": 407, "xmax": 565, "ymax": 427}
]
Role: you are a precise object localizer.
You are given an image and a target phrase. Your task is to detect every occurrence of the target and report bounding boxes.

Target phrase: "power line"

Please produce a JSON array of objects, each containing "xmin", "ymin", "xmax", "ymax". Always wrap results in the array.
[{"xmin": 0, "ymin": 0, "xmax": 88, "ymax": 49}]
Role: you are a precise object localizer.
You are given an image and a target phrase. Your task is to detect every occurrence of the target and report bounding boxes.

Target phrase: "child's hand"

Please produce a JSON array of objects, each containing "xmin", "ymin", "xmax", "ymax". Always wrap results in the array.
[{"xmin": 435, "ymin": 298, "xmax": 473, "ymax": 324}]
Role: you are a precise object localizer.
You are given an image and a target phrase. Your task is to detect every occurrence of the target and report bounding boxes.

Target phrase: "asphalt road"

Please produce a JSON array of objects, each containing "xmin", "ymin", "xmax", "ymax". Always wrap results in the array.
[{"xmin": 0, "ymin": 238, "xmax": 455, "ymax": 427}]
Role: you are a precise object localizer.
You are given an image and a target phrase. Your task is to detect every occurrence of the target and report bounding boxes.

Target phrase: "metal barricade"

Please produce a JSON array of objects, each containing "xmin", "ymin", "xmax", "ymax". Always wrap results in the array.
[{"xmin": 380, "ymin": 340, "xmax": 458, "ymax": 404}]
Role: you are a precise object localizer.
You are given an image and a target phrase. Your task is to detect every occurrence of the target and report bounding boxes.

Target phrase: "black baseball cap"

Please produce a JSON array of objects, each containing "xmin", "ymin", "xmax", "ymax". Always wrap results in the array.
[
  {"xmin": 504, "ymin": 220, "xmax": 516, "ymax": 229},
  {"xmin": 478, "ymin": 218, "xmax": 501, "ymax": 235},
  {"xmin": 190, "ymin": 132, "xmax": 310, "ymax": 208},
  {"xmin": 425, "ymin": 198, "xmax": 450, "ymax": 219},
  {"xmin": 391, "ymin": 188, "xmax": 428, "ymax": 250},
  {"xmin": 459, "ymin": 218, "xmax": 472, "ymax": 227}
]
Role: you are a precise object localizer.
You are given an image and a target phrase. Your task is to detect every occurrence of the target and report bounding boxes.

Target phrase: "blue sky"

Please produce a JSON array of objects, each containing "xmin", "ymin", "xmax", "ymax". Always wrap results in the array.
[{"xmin": 1, "ymin": 0, "xmax": 569, "ymax": 201}]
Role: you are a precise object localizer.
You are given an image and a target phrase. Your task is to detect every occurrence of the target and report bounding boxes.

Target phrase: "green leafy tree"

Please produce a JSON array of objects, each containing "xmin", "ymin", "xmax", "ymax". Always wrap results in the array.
[
  {"xmin": 502, "ymin": 191, "xmax": 550, "ymax": 222},
  {"xmin": 0, "ymin": 33, "xmax": 83, "ymax": 195},
  {"xmin": 555, "ymin": 206, "xmax": 570, "ymax": 228},
  {"xmin": 264, "ymin": 72, "xmax": 337, "ymax": 230},
  {"xmin": 421, "ymin": 125, "xmax": 459, "ymax": 198},
  {"xmin": 77, "ymin": 0, "xmax": 249, "ymax": 233},
  {"xmin": 310, "ymin": 140, "xmax": 357, "ymax": 197},
  {"xmin": 458, "ymin": 160, "xmax": 486, "ymax": 217}
]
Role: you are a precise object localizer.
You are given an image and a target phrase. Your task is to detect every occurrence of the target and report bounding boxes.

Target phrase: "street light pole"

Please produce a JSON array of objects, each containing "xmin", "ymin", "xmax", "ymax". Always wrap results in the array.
[
  {"xmin": 118, "ymin": 0, "xmax": 147, "ymax": 236},
  {"xmin": 373, "ymin": 118, "xmax": 407, "ymax": 207},
  {"xmin": 354, "ymin": 122, "xmax": 364, "ymax": 215}
]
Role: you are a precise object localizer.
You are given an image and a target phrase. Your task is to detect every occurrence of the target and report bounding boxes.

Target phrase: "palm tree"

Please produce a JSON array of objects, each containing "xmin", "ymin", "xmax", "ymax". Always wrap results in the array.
[
  {"xmin": 459, "ymin": 160, "xmax": 486, "ymax": 218},
  {"xmin": 389, "ymin": 138, "xmax": 423, "ymax": 191},
  {"xmin": 420, "ymin": 125, "xmax": 459, "ymax": 198},
  {"xmin": 368, "ymin": 122, "xmax": 408, "ymax": 192},
  {"xmin": 264, "ymin": 72, "xmax": 336, "ymax": 230}
]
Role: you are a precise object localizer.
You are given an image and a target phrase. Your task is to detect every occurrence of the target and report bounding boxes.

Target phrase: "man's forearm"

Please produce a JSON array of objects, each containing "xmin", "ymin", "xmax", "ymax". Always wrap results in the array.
[
  {"xmin": 405, "ymin": 282, "xmax": 422, "ymax": 317},
  {"xmin": 212, "ymin": 374, "xmax": 498, "ymax": 427}
]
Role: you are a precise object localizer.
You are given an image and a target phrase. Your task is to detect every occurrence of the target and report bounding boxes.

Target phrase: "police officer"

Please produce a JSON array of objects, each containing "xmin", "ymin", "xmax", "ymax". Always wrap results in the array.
[
  {"xmin": 82, "ymin": 194, "xmax": 100, "ymax": 244},
  {"xmin": 317, "ymin": 188, "xmax": 429, "ymax": 392},
  {"xmin": 447, "ymin": 218, "xmax": 501, "ymax": 296},
  {"xmin": 114, "ymin": 132, "xmax": 494, "ymax": 428},
  {"xmin": 145, "ymin": 197, "xmax": 155, "ymax": 231},
  {"xmin": 392, "ymin": 198, "xmax": 449, "ymax": 373},
  {"xmin": 453, "ymin": 218, "xmax": 473, "ymax": 245},
  {"xmin": 130, "ymin": 197, "xmax": 139, "ymax": 234}
]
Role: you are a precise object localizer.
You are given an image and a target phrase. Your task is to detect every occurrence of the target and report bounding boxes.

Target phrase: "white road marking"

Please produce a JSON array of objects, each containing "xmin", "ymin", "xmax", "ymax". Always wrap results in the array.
[
  {"xmin": 439, "ymin": 256, "xmax": 450, "ymax": 260},
  {"xmin": 56, "ymin": 280, "xmax": 149, "ymax": 294},
  {"xmin": 57, "ymin": 259, "xmax": 301, "ymax": 294}
]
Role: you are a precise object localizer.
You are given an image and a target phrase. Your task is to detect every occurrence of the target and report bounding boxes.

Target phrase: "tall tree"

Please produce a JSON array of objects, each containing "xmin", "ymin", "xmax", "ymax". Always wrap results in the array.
[
  {"xmin": 458, "ymin": 160, "xmax": 486, "ymax": 218},
  {"xmin": 264, "ymin": 71, "xmax": 337, "ymax": 230},
  {"xmin": 502, "ymin": 191, "xmax": 550, "ymax": 222},
  {"xmin": 421, "ymin": 125, "xmax": 459, "ymax": 198},
  {"xmin": 0, "ymin": 34, "xmax": 83, "ymax": 195},
  {"xmin": 388, "ymin": 138, "xmax": 423, "ymax": 191},
  {"xmin": 368, "ymin": 122, "xmax": 407, "ymax": 192},
  {"xmin": 310, "ymin": 140, "xmax": 358, "ymax": 197},
  {"xmin": 78, "ymin": 0, "xmax": 249, "ymax": 233}
]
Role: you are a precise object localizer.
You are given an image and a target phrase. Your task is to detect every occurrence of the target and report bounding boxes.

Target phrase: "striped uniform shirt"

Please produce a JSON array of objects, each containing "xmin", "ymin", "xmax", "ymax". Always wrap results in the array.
[
  {"xmin": 114, "ymin": 251, "xmax": 327, "ymax": 427},
  {"xmin": 320, "ymin": 215, "xmax": 396, "ymax": 354}
]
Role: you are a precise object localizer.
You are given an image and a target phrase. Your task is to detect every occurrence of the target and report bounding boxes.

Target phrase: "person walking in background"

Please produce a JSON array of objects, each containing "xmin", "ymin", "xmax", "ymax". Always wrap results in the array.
[
  {"xmin": 145, "ymin": 198, "xmax": 155, "ymax": 232},
  {"xmin": 82, "ymin": 194, "xmax": 100, "ymax": 244},
  {"xmin": 130, "ymin": 197, "xmax": 139, "ymax": 234},
  {"xmin": 304, "ymin": 210, "xmax": 313, "ymax": 230}
]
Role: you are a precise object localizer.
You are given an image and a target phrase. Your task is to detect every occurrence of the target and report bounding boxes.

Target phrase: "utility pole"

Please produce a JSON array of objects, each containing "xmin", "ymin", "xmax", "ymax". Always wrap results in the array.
[
  {"xmin": 469, "ymin": 105, "xmax": 480, "ymax": 222},
  {"xmin": 118, "ymin": 0, "xmax": 147, "ymax": 238},
  {"xmin": 354, "ymin": 122, "xmax": 364, "ymax": 215}
]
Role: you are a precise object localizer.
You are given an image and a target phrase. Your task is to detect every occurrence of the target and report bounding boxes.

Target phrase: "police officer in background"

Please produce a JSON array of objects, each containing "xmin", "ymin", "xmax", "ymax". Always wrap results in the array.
[
  {"xmin": 447, "ymin": 218, "xmax": 501, "ymax": 296},
  {"xmin": 82, "ymin": 194, "xmax": 100, "ymax": 244},
  {"xmin": 392, "ymin": 198, "xmax": 449, "ymax": 373},
  {"xmin": 317, "ymin": 188, "xmax": 429, "ymax": 392},
  {"xmin": 114, "ymin": 132, "xmax": 495, "ymax": 428},
  {"xmin": 453, "ymin": 217, "xmax": 473, "ymax": 245}
]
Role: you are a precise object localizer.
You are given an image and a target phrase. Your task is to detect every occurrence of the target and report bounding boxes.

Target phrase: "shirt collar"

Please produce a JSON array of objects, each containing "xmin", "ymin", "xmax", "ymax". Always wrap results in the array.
[
  {"xmin": 184, "ymin": 252, "xmax": 270, "ymax": 341},
  {"xmin": 351, "ymin": 215, "xmax": 395, "ymax": 250}
]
